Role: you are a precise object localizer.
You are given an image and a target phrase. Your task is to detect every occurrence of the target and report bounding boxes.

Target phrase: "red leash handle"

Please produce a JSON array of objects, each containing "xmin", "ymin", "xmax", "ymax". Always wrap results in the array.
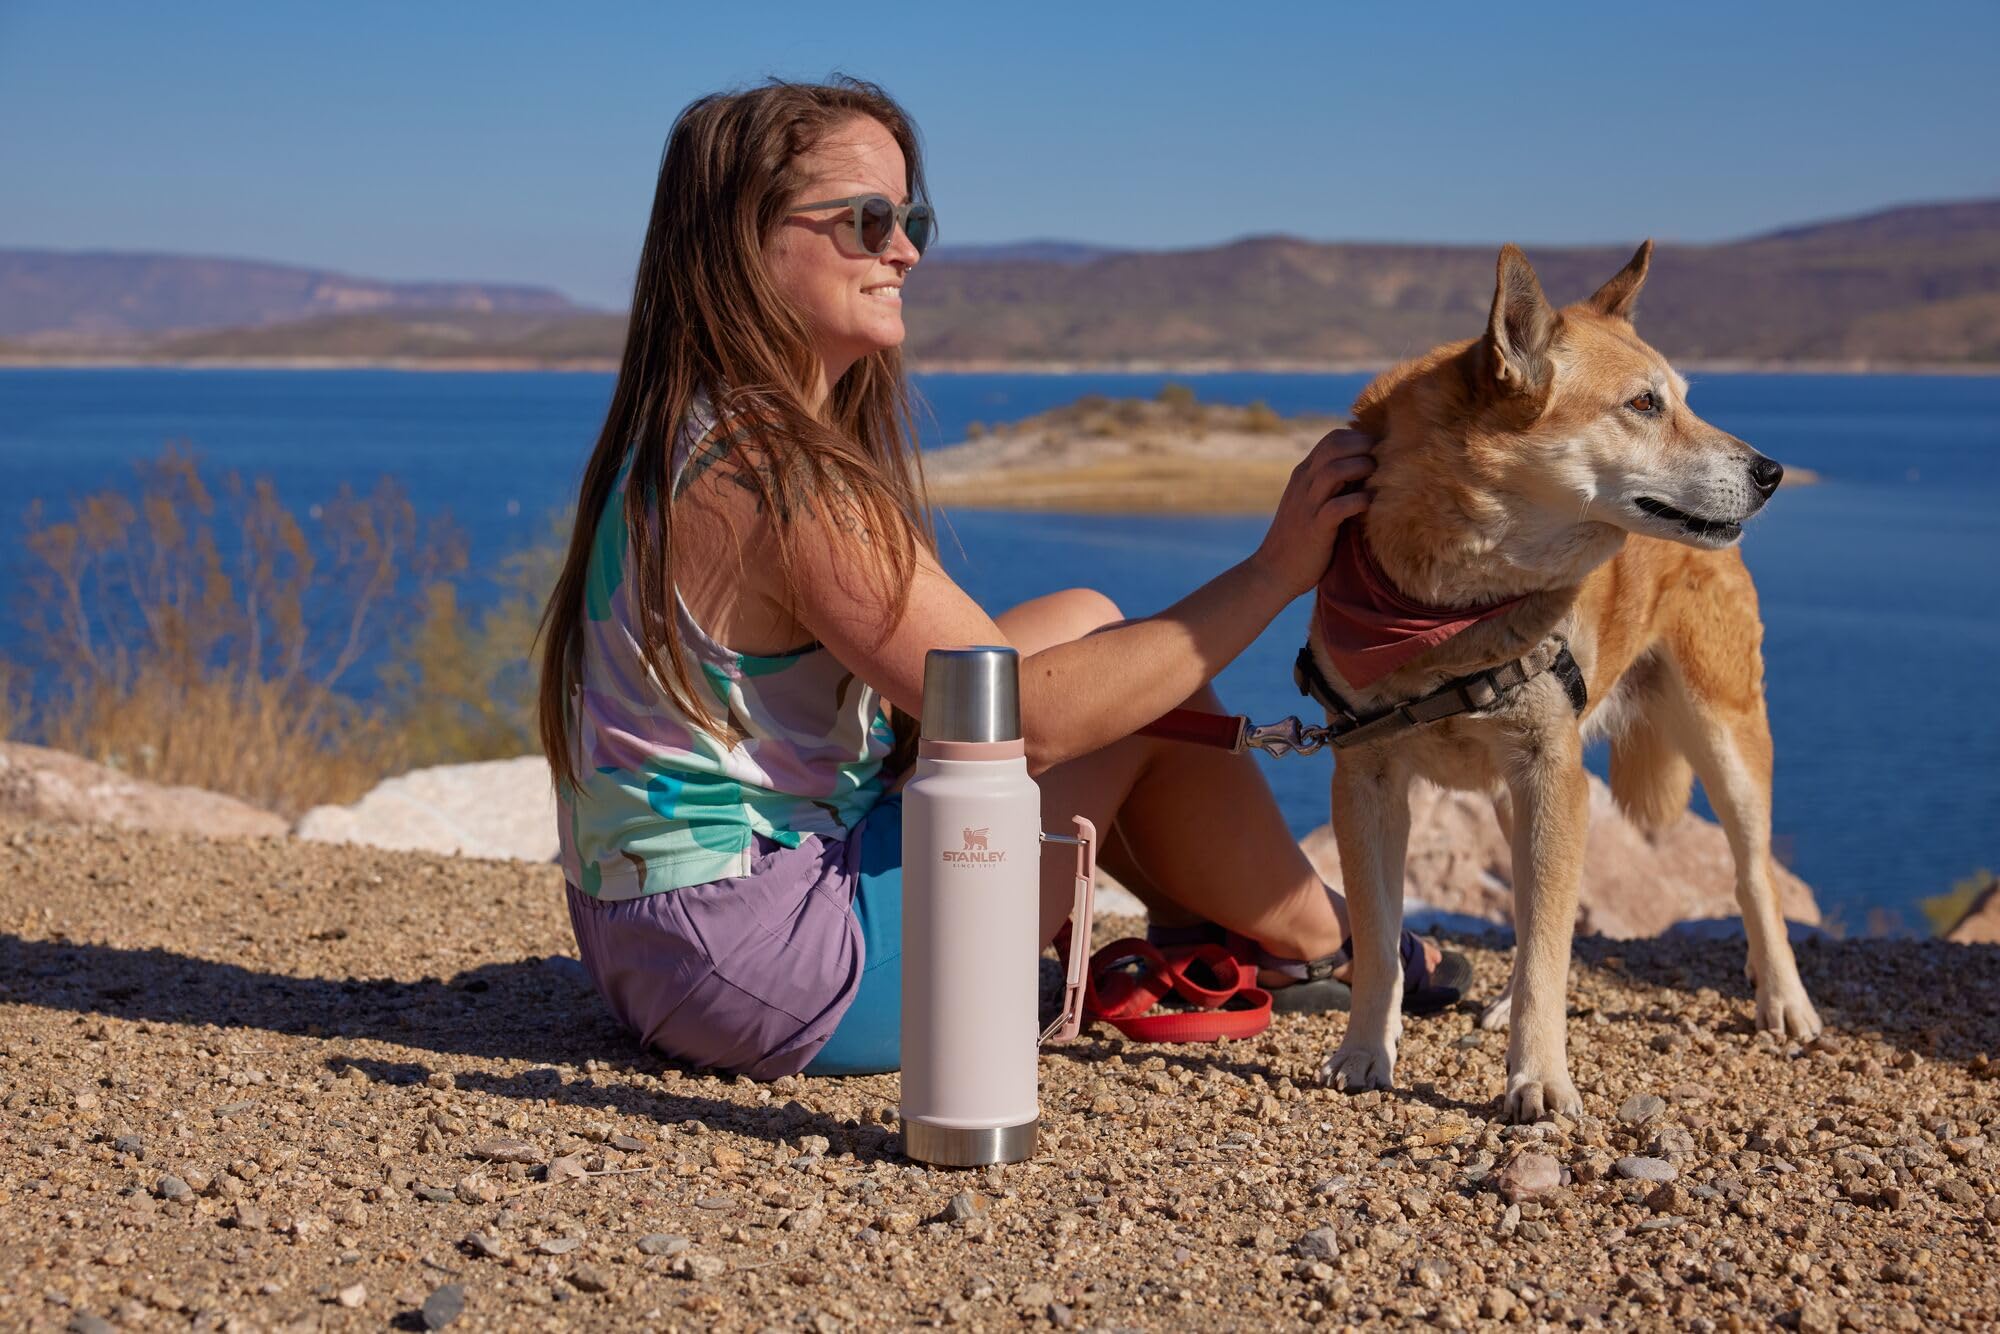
[{"xmin": 1136, "ymin": 707, "xmax": 1247, "ymax": 753}]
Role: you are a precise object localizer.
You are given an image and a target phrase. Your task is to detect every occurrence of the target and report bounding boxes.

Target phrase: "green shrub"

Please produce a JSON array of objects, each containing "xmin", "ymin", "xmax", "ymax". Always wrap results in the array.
[{"xmin": 1921, "ymin": 868, "xmax": 1996, "ymax": 937}]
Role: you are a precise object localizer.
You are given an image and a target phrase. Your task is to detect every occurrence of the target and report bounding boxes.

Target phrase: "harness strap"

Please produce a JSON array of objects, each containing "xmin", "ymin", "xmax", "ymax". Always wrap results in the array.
[{"xmin": 1294, "ymin": 635, "xmax": 1586, "ymax": 749}]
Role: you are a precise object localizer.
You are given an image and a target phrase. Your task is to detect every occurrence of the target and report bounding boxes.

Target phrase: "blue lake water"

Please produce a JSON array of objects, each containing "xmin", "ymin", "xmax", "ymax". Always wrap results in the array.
[{"xmin": 2, "ymin": 367, "xmax": 1996, "ymax": 932}]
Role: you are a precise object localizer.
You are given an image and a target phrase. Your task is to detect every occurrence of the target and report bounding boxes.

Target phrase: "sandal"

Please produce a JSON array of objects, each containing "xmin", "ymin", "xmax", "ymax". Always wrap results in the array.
[{"xmin": 1147, "ymin": 919, "xmax": 1471, "ymax": 1016}]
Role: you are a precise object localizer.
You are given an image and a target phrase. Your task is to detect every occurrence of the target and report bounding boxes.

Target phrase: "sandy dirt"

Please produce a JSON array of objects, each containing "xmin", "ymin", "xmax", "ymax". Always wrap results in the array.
[{"xmin": 2, "ymin": 817, "xmax": 1995, "ymax": 1331}]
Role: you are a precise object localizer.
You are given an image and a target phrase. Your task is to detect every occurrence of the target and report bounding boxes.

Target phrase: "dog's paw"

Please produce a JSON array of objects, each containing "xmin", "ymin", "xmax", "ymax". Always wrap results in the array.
[
  {"xmin": 1319, "ymin": 1043, "xmax": 1396, "ymax": 1094},
  {"xmin": 1477, "ymin": 990, "xmax": 1513, "ymax": 1031},
  {"xmin": 1755, "ymin": 985, "xmax": 1823, "ymax": 1042},
  {"xmin": 1500, "ymin": 1070, "xmax": 1581, "ymax": 1123}
]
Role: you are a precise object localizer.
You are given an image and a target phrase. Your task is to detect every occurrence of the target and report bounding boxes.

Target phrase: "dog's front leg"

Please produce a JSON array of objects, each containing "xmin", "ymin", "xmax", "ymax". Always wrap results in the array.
[
  {"xmin": 1498, "ymin": 724, "xmax": 1588, "ymax": 1121},
  {"xmin": 1320, "ymin": 749, "xmax": 1410, "ymax": 1093}
]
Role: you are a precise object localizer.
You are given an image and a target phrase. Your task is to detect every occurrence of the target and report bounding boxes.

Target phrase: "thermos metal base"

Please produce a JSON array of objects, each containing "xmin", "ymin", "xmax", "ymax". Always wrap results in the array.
[{"xmin": 900, "ymin": 1116, "xmax": 1038, "ymax": 1167}]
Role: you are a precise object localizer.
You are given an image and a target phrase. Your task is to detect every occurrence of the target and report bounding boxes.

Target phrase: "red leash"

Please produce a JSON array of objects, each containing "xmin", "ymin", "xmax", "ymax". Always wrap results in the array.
[
  {"xmin": 1056, "ymin": 926, "xmax": 1273, "ymax": 1043},
  {"xmin": 1135, "ymin": 707, "xmax": 1248, "ymax": 752}
]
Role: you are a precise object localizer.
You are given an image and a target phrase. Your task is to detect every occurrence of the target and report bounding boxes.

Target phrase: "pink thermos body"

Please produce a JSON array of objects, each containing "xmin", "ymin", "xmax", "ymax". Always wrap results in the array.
[{"xmin": 900, "ymin": 646, "xmax": 1096, "ymax": 1167}]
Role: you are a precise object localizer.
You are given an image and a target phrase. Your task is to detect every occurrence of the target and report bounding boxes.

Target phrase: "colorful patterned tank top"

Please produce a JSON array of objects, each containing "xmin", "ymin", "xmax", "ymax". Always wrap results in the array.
[{"xmin": 556, "ymin": 402, "xmax": 894, "ymax": 899}]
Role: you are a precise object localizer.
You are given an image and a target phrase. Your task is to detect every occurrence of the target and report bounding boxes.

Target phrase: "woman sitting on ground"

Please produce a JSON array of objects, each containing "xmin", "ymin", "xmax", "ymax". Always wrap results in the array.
[{"xmin": 536, "ymin": 77, "xmax": 1468, "ymax": 1079}]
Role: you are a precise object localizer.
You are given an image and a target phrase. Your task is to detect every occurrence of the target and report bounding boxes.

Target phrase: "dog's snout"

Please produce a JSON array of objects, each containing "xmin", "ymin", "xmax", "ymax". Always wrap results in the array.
[{"xmin": 1748, "ymin": 455, "xmax": 1784, "ymax": 498}]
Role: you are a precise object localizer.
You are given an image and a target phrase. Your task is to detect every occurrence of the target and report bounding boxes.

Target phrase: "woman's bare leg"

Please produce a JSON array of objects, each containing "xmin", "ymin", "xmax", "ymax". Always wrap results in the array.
[{"xmin": 993, "ymin": 589, "xmax": 1348, "ymax": 957}]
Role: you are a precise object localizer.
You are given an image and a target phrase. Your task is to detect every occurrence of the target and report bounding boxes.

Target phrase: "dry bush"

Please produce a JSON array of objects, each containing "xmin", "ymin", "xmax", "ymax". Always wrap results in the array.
[
  {"xmin": 380, "ymin": 518, "xmax": 562, "ymax": 769},
  {"xmin": 1243, "ymin": 400, "xmax": 1282, "ymax": 433},
  {"xmin": 0, "ymin": 659, "xmax": 19, "ymax": 740},
  {"xmin": 16, "ymin": 446, "xmax": 463, "ymax": 816}
]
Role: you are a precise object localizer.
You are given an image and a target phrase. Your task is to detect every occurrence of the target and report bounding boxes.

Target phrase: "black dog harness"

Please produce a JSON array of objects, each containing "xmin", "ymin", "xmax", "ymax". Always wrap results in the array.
[{"xmin": 1292, "ymin": 634, "xmax": 1588, "ymax": 751}]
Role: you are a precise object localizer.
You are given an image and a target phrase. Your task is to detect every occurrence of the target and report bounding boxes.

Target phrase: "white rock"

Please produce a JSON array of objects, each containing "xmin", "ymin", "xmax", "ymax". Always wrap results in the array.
[
  {"xmin": 0, "ymin": 741, "xmax": 286, "ymax": 838},
  {"xmin": 295, "ymin": 756, "xmax": 556, "ymax": 862}
]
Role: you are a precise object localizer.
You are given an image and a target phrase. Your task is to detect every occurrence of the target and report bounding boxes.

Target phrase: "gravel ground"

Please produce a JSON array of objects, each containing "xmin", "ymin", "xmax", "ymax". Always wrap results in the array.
[{"xmin": 2, "ymin": 817, "xmax": 1996, "ymax": 1332}]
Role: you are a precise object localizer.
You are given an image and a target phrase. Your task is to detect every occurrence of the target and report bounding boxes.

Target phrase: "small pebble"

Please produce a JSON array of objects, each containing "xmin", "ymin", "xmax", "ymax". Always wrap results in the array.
[
  {"xmin": 545, "ymin": 1154, "xmax": 588, "ymax": 1184},
  {"xmin": 1614, "ymin": 1156, "xmax": 1678, "ymax": 1183},
  {"xmin": 637, "ymin": 1234, "xmax": 689, "ymax": 1257},
  {"xmin": 1495, "ymin": 1152, "xmax": 1562, "ymax": 1203},
  {"xmin": 1646, "ymin": 1125, "xmax": 1697, "ymax": 1160},
  {"xmin": 421, "ymin": 1283, "xmax": 465, "ymax": 1330},
  {"xmin": 463, "ymin": 1232, "xmax": 507, "ymax": 1260},
  {"xmin": 454, "ymin": 1175, "xmax": 499, "ymax": 1205},
  {"xmin": 671, "ymin": 1254, "xmax": 728, "ymax": 1281},
  {"xmin": 335, "ymin": 1283, "xmax": 366, "ymax": 1309},
  {"xmin": 1294, "ymin": 1227, "xmax": 1340, "ymax": 1260},
  {"xmin": 1617, "ymin": 1094, "xmax": 1666, "ymax": 1126}
]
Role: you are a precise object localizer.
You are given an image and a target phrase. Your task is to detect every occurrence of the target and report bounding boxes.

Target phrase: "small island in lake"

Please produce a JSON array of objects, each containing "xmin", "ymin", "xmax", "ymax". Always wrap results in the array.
[{"xmin": 923, "ymin": 387, "xmax": 1820, "ymax": 514}]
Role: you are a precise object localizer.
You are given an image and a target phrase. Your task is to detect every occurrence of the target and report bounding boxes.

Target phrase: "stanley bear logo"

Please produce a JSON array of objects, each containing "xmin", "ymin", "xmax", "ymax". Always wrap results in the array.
[{"xmin": 943, "ymin": 826, "xmax": 1005, "ymax": 866}]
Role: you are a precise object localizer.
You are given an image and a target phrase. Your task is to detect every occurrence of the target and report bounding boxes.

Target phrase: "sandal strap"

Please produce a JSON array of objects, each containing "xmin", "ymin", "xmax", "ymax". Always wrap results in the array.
[{"xmin": 1399, "ymin": 927, "xmax": 1437, "ymax": 995}]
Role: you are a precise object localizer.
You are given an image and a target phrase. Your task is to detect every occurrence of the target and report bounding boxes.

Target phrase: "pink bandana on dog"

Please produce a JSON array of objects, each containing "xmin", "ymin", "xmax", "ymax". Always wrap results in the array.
[{"xmin": 1314, "ymin": 521, "xmax": 1526, "ymax": 690}]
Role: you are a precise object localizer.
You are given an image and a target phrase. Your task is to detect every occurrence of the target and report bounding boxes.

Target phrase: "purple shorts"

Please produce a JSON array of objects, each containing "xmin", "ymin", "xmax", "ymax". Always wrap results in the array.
[{"xmin": 564, "ymin": 797, "xmax": 901, "ymax": 1081}]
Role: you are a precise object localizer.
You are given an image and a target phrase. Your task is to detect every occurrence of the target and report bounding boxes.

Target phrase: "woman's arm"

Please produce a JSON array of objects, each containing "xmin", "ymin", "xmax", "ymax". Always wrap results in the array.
[{"xmin": 792, "ymin": 428, "xmax": 1374, "ymax": 775}]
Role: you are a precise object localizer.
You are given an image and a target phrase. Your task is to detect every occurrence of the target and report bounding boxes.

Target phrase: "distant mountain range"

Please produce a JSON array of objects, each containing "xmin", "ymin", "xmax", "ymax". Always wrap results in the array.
[
  {"xmin": 4, "ymin": 199, "xmax": 1996, "ymax": 368},
  {"xmin": 0, "ymin": 250, "xmax": 578, "ymax": 342},
  {"xmin": 928, "ymin": 240, "xmax": 1122, "ymax": 265}
]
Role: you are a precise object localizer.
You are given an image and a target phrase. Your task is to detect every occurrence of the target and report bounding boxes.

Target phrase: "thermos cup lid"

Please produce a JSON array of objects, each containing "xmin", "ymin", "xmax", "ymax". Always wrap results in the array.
[{"xmin": 920, "ymin": 646, "xmax": 1022, "ymax": 743}]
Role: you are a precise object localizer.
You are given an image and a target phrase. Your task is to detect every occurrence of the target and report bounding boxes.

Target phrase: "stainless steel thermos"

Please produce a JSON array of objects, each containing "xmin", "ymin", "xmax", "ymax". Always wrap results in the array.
[{"xmin": 899, "ymin": 646, "xmax": 1096, "ymax": 1166}]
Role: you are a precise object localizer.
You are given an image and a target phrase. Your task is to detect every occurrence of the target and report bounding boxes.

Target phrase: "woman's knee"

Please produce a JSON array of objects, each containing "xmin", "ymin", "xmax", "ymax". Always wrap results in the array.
[{"xmin": 1000, "ymin": 587, "xmax": 1124, "ymax": 652}]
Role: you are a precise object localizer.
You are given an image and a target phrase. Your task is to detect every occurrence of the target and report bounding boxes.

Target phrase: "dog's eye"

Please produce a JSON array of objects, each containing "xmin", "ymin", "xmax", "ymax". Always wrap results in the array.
[{"xmin": 1626, "ymin": 391, "xmax": 1659, "ymax": 414}]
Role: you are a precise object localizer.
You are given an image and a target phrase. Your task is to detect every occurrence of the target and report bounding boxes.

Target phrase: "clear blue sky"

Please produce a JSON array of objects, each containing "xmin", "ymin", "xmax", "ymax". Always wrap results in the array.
[{"xmin": 2, "ymin": 1, "xmax": 1995, "ymax": 308}]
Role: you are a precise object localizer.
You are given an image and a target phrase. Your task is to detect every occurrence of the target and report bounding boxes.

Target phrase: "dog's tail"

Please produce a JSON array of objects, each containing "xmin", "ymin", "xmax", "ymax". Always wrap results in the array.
[{"xmin": 1608, "ymin": 709, "xmax": 1695, "ymax": 836}]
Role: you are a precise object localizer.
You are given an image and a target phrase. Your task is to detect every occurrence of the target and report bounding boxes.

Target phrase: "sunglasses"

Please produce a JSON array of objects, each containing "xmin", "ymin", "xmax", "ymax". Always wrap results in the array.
[{"xmin": 786, "ymin": 194, "xmax": 937, "ymax": 257}]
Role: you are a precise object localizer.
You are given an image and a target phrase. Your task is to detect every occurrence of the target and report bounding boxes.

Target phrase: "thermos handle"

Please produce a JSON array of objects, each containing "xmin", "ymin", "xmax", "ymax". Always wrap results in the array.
[{"xmin": 1037, "ymin": 816, "xmax": 1097, "ymax": 1044}]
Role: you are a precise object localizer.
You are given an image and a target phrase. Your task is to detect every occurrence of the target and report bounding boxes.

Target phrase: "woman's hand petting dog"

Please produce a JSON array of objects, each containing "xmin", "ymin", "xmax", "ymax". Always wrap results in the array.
[{"xmin": 1250, "ymin": 427, "xmax": 1376, "ymax": 598}]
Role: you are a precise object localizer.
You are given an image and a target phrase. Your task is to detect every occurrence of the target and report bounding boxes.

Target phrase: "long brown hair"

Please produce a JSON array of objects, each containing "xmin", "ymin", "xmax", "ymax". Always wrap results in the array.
[{"xmin": 537, "ymin": 78, "xmax": 935, "ymax": 789}]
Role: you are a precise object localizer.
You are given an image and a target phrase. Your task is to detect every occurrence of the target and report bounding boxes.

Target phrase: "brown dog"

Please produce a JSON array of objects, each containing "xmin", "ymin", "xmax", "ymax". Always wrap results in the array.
[{"xmin": 1311, "ymin": 242, "xmax": 1822, "ymax": 1122}]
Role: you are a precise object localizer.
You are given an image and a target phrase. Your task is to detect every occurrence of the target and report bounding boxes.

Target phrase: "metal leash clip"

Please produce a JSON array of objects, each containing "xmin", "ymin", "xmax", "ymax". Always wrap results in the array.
[{"xmin": 1241, "ymin": 715, "xmax": 1332, "ymax": 757}]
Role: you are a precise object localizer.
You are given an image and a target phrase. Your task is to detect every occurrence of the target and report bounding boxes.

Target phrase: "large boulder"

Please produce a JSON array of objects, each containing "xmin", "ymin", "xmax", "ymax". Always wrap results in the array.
[
  {"xmin": 1298, "ymin": 774, "xmax": 1820, "ymax": 939},
  {"xmin": 295, "ymin": 756, "xmax": 557, "ymax": 862},
  {"xmin": 0, "ymin": 741, "xmax": 287, "ymax": 838}
]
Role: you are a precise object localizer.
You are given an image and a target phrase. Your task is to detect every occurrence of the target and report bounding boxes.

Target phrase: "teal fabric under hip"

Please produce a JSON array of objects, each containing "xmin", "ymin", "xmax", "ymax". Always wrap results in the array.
[{"xmin": 802, "ymin": 794, "xmax": 903, "ymax": 1075}]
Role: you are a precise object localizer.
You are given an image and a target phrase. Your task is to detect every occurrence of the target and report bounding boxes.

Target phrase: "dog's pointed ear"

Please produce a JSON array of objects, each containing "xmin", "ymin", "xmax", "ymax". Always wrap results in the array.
[
  {"xmin": 1482, "ymin": 244, "xmax": 1557, "ymax": 399},
  {"xmin": 1587, "ymin": 240, "xmax": 1653, "ymax": 321}
]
